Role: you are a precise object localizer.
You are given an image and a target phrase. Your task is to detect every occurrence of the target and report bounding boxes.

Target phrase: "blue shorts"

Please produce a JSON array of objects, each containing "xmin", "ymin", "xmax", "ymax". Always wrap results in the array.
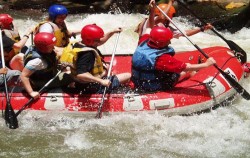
[
  {"xmin": 106, "ymin": 75, "xmax": 120, "ymax": 89},
  {"xmin": 97, "ymin": 75, "xmax": 120, "ymax": 93}
]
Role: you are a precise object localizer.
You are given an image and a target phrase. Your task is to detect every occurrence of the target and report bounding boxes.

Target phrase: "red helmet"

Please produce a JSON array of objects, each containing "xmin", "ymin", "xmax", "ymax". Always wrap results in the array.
[
  {"xmin": 149, "ymin": 26, "xmax": 173, "ymax": 48},
  {"xmin": 0, "ymin": 14, "xmax": 13, "ymax": 29},
  {"xmin": 81, "ymin": 24, "xmax": 104, "ymax": 46},
  {"xmin": 34, "ymin": 32, "xmax": 56, "ymax": 53},
  {"xmin": 154, "ymin": 4, "xmax": 176, "ymax": 19}
]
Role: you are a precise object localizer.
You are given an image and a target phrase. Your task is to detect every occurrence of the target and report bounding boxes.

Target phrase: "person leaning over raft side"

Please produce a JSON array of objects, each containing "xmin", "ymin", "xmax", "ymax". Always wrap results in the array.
[
  {"xmin": 34, "ymin": 4, "xmax": 80, "ymax": 48},
  {"xmin": 131, "ymin": 25, "xmax": 216, "ymax": 92},
  {"xmin": 20, "ymin": 32, "xmax": 73, "ymax": 99},
  {"xmin": 59, "ymin": 24, "xmax": 131, "ymax": 93},
  {"xmin": 135, "ymin": 0, "xmax": 213, "ymax": 44}
]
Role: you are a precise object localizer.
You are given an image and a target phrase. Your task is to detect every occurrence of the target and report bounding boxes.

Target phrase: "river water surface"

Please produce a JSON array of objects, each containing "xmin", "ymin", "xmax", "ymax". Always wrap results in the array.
[{"xmin": 0, "ymin": 13, "xmax": 250, "ymax": 158}]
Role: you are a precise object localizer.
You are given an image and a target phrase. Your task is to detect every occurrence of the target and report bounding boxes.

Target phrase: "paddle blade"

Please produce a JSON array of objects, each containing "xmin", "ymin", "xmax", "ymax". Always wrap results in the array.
[
  {"xmin": 219, "ymin": 69, "xmax": 250, "ymax": 100},
  {"xmin": 4, "ymin": 102, "xmax": 18, "ymax": 129},
  {"xmin": 226, "ymin": 40, "xmax": 247, "ymax": 63}
]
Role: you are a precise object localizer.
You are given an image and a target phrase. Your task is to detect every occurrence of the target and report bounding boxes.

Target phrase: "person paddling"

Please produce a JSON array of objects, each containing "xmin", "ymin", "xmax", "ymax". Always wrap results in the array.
[
  {"xmin": 20, "ymin": 32, "xmax": 73, "ymax": 99},
  {"xmin": 132, "ymin": 26, "xmax": 216, "ymax": 92},
  {"xmin": 131, "ymin": 1, "xmax": 216, "ymax": 92},
  {"xmin": 0, "ymin": 28, "xmax": 33, "ymax": 71},
  {"xmin": 0, "ymin": 14, "xmax": 21, "ymax": 42},
  {"xmin": 1, "ymin": 14, "xmax": 34, "ymax": 71},
  {"xmin": 59, "ymin": 24, "xmax": 131, "ymax": 93},
  {"xmin": 135, "ymin": 0, "xmax": 213, "ymax": 44}
]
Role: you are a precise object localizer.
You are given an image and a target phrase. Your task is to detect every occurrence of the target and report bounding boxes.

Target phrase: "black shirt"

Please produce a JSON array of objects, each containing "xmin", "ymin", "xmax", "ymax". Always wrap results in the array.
[{"xmin": 74, "ymin": 43, "xmax": 96, "ymax": 75}]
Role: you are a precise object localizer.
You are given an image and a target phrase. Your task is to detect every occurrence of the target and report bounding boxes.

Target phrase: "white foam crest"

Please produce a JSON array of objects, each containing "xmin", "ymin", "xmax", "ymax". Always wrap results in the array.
[
  {"xmin": 66, "ymin": 13, "xmax": 142, "ymax": 55},
  {"xmin": 64, "ymin": 132, "xmax": 93, "ymax": 150}
]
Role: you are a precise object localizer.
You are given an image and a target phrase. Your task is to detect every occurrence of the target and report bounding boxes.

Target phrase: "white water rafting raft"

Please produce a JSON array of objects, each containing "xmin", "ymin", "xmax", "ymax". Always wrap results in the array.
[{"xmin": 1, "ymin": 46, "xmax": 249, "ymax": 117}]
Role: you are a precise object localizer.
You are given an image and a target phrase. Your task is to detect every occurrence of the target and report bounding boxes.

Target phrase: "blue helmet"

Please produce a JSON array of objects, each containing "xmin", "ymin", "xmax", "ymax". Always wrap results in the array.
[{"xmin": 48, "ymin": 5, "xmax": 68, "ymax": 20}]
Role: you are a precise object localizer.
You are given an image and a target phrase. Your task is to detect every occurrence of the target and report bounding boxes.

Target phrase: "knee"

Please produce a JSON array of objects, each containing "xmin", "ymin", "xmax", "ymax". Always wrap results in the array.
[{"xmin": 9, "ymin": 54, "xmax": 24, "ymax": 71}]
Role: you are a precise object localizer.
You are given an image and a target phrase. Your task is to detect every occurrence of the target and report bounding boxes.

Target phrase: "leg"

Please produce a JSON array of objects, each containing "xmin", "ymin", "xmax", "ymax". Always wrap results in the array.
[
  {"xmin": 116, "ymin": 73, "xmax": 131, "ymax": 84},
  {"xmin": 178, "ymin": 71, "xmax": 196, "ymax": 82}
]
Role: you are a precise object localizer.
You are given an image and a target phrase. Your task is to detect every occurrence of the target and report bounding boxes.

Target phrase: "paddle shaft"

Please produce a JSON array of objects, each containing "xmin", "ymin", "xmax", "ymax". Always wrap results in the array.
[
  {"xmin": 176, "ymin": 0, "xmax": 247, "ymax": 63},
  {"xmin": 0, "ymin": 31, "xmax": 11, "ymax": 105},
  {"xmin": 31, "ymin": 32, "xmax": 34, "ymax": 45},
  {"xmin": 156, "ymin": 5, "xmax": 250, "ymax": 100},
  {"xmin": 15, "ymin": 70, "xmax": 62, "ymax": 117},
  {"xmin": 96, "ymin": 32, "xmax": 121, "ymax": 118},
  {"xmin": 0, "ymin": 30, "xmax": 19, "ymax": 129}
]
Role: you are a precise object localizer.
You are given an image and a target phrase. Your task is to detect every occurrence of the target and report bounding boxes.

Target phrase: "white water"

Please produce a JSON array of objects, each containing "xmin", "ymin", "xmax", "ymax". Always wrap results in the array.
[{"xmin": 0, "ymin": 13, "xmax": 250, "ymax": 158}]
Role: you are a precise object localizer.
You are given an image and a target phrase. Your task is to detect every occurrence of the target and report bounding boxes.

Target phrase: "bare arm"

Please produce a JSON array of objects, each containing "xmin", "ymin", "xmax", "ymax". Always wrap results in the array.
[
  {"xmin": 185, "ymin": 23, "xmax": 214, "ymax": 36},
  {"xmin": 148, "ymin": 0, "xmax": 156, "ymax": 29},
  {"xmin": 13, "ymin": 27, "xmax": 34, "ymax": 49},
  {"xmin": 184, "ymin": 57, "xmax": 216, "ymax": 71},
  {"xmin": 20, "ymin": 68, "xmax": 40, "ymax": 99},
  {"xmin": 98, "ymin": 27, "xmax": 122, "ymax": 46},
  {"xmin": 76, "ymin": 72, "xmax": 111, "ymax": 87},
  {"xmin": 68, "ymin": 29, "xmax": 81, "ymax": 38}
]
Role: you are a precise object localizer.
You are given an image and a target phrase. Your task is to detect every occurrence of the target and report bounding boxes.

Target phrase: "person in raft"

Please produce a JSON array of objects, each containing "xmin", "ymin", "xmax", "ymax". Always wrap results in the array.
[
  {"xmin": 0, "ymin": 27, "xmax": 33, "ymax": 85},
  {"xmin": 135, "ymin": 0, "xmax": 213, "ymax": 44},
  {"xmin": 0, "ymin": 28, "xmax": 34, "ymax": 71},
  {"xmin": 20, "ymin": 32, "xmax": 73, "ymax": 99},
  {"xmin": 34, "ymin": 4, "xmax": 80, "ymax": 48},
  {"xmin": 0, "ymin": 14, "xmax": 21, "ymax": 42},
  {"xmin": 0, "ymin": 34, "xmax": 20, "ymax": 85},
  {"xmin": 132, "ymin": 9, "xmax": 216, "ymax": 92},
  {"xmin": 1, "ymin": 14, "xmax": 34, "ymax": 71},
  {"xmin": 59, "ymin": 24, "xmax": 131, "ymax": 93}
]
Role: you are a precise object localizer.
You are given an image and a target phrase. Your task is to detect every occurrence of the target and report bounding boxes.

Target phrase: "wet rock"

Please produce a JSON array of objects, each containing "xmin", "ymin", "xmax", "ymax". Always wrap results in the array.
[{"xmin": 176, "ymin": 1, "xmax": 250, "ymax": 32}]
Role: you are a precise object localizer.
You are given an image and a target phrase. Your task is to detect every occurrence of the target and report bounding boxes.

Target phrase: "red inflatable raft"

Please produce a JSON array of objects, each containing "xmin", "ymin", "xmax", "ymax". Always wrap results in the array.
[{"xmin": 0, "ymin": 46, "xmax": 249, "ymax": 117}]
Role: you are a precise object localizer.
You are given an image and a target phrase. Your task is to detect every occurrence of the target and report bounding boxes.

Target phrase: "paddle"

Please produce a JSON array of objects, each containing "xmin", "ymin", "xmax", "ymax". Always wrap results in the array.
[
  {"xmin": 31, "ymin": 32, "xmax": 34, "ymax": 45},
  {"xmin": 156, "ymin": 5, "xmax": 250, "ymax": 100},
  {"xmin": 96, "ymin": 32, "xmax": 121, "ymax": 118},
  {"xmin": 0, "ymin": 30, "xmax": 19, "ymax": 129},
  {"xmin": 15, "ymin": 69, "xmax": 62, "ymax": 117},
  {"xmin": 176, "ymin": 0, "xmax": 247, "ymax": 63}
]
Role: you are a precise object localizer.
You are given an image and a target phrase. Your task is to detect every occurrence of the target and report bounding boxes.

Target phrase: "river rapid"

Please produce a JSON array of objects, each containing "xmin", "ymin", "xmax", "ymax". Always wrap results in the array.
[{"xmin": 0, "ymin": 13, "xmax": 250, "ymax": 158}]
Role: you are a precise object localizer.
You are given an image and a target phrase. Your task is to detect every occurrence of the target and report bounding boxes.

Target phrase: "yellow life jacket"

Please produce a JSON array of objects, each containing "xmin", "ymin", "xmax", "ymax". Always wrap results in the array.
[
  {"xmin": 34, "ymin": 21, "xmax": 69, "ymax": 47},
  {"xmin": 60, "ymin": 42, "xmax": 104, "ymax": 77}
]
